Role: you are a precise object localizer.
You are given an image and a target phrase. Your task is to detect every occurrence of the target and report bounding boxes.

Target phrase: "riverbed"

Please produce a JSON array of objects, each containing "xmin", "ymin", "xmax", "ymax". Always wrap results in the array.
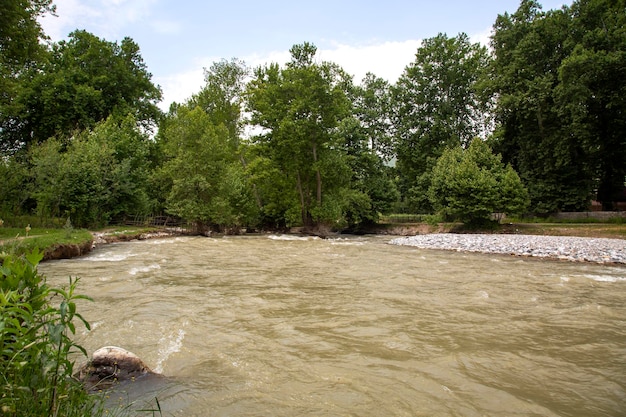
[{"xmin": 40, "ymin": 235, "xmax": 626, "ymax": 416}]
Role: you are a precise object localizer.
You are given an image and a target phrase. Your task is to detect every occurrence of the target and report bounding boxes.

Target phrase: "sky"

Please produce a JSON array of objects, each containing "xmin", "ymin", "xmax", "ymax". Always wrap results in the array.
[{"xmin": 39, "ymin": 0, "xmax": 572, "ymax": 111}]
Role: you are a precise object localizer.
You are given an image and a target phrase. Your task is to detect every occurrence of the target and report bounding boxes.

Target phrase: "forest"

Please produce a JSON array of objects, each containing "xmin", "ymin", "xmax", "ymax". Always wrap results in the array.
[{"xmin": 1, "ymin": 0, "xmax": 625, "ymax": 233}]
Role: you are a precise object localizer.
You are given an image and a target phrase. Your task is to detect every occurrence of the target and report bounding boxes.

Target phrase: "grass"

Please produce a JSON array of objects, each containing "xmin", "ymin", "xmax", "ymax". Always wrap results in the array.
[
  {"xmin": 0, "ymin": 227, "xmax": 94, "ymax": 259},
  {"xmin": 500, "ymin": 222, "xmax": 626, "ymax": 239}
]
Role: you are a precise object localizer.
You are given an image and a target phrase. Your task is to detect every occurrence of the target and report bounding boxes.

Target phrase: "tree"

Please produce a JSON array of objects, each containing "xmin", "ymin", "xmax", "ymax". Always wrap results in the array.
[
  {"xmin": 246, "ymin": 42, "xmax": 352, "ymax": 229},
  {"xmin": 393, "ymin": 33, "xmax": 492, "ymax": 212},
  {"xmin": 0, "ymin": 0, "xmax": 54, "ymax": 69},
  {"xmin": 336, "ymin": 117, "xmax": 399, "ymax": 228},
  {"xmin": 556, "ymin": 0, "xmax": 626, "ymax": 210},
  {"xmin": 489, "ymin": 0, "xmax": 625, "ymax": 212},
  {"xmin": 189, "ymin": 58, "xmax": 249, "ymax": 148},
  {"xmin": 353, "ymin": 73, "xmax": 394, "ymax": 161},
  {"xmin": 0, "ymin": 0, "xmax": 56, "ymax": 153},
  {"xmin": 157, "ymin": 105, "xmax": 255, "ymax": 233},
  {"xmin": 1, "ymin": 30, "xmax": 162, "ymax": 152},
  {"xmin": 429, "ymin": 138, "xmax": 529, "ymax": 225},
  {"xmin": 29, "ymin": 116, "xmax": 153, "ymax": 227}
]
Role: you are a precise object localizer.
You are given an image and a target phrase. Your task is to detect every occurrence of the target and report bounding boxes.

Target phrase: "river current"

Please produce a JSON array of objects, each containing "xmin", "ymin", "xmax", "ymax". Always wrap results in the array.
[{"xmin": 40, "ymin": 235, "xmax": 626, "ymax": 416}]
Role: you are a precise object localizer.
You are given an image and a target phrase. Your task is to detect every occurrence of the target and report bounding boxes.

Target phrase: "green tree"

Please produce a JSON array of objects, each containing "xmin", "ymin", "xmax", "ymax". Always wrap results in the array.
[
  {"xmin": 30, "ymin": 116, "xmax": 153, "ymax": 227},
  {"xmin": 158, "ymin": 106, "xmax": 253, "ymax": 233},
  {"xmin": 0, "ymin": 156, "xmax": 32, "ymax": 217},
  {"xmin": 393, "ymin": 33, "xmax": 492, "ymax": 212},
  {"xmin": 353, "ymin": 73, "xmax": 394, "ymax": 161},
  {"xmin": 246, "ymin": 42, "xmax": 352, "ymax": 229},
  {"xmin": 189, "ymin": 58, "xmax": 249, "ymax": 148},
  {"xmin": 0, "ymin": 0, "xmax": 55, "ymax": 153},
  {"xmin": 556, "ymin": 0, "xmax": 626, "ymax": 210},
  {"xmin": 429, "ymin": 138, "xmax": 529, "ymax": 225},
  {"xmin": 336, "ymin": 117, "xmax": 399, "ymax": 228},
  {"xmin": 488, "ymin": 0, "xmax": 623, "ymax": 212},
  {"xmin": 1, "ymin": 30, "xmax": 162, "ymax": 152}
]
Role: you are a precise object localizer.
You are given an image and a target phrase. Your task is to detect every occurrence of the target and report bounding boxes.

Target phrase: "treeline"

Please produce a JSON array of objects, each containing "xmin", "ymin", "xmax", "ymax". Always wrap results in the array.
[{"xmin": 1, "ymin": 0, "xmax": 624, "ymax": 232}]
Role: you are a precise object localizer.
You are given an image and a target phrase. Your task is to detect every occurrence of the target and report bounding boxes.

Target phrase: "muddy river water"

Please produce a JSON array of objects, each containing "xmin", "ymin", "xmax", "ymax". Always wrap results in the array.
[{"xmin": 40, "ymin": 235, "xmax": 626, "ymax": 416}]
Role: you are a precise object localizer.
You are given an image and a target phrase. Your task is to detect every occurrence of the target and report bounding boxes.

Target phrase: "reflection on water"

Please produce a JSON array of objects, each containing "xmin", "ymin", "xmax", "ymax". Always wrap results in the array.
[{"xmin": 40, "ymin": 235, "xmax": 626, "ymax": 416}]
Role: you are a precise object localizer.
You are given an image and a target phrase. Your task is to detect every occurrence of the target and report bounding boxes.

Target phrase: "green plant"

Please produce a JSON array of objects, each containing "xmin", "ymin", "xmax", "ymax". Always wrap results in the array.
[
  {"xmin": 64, "ymin": 217, "xmax": 74, "ymax": 239},
  {"xmin": 0, "ymin": 249, "xmax": 99, "ymax": 416}
]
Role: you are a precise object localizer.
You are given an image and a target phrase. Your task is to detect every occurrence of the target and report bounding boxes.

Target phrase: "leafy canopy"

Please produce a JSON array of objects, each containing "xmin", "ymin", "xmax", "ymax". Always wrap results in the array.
[{"xmin": 429, "ymin": 138, "xmax": 529, "ymax": 225}]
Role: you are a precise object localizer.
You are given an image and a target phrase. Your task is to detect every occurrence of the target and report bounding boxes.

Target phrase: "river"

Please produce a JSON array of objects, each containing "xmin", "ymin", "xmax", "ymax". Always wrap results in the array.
[{"xmin": 39, "ymin": 234, "xmax": 626, "ymax": 416}]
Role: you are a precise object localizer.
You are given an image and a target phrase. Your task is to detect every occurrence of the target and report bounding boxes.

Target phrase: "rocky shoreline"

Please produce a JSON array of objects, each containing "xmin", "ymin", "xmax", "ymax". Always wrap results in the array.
[{"xmin": 390, "ymin": 233, "xmax": 626, "ymax": 265}]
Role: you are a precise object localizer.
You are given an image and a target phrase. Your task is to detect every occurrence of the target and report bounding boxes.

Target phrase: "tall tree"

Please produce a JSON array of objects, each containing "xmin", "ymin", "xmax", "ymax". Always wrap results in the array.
[
  {"xmin": 246, "ymin": 42, "xmax": 352, "ymax": 229},
  {"xmin": 489, "ymin": 0, "xmax": 626, "ymax": 212},
  {"xmin": 188, "ymin": 58, "xmax": 249, "ymax": 148},
  {"xmin": 353, "ymin": 73, "xmax": 394, "ymax": 161},
  {"xmin": 392, "ymin": 33, "xmax": 492, "ymax": 212},
  {"xmin": 0, "ymin": 0, "xmax": 56, "ymax": 153},
  {"xmin": 556, "ymin": 0, "xmax": 626, "ymax": 210},
  {"xmin": 157, "ymin": 105, "xmax": 256, "ymax": 233},
  {"xmin": 1, "ymin": 30, "xmax": 162, "ymax": 151}
]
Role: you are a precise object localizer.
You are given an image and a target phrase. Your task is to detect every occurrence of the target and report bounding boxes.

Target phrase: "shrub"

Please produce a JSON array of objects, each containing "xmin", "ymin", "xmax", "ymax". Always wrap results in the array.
[
  {"xmin": 0, "ymin": 250, "xmax": 98, "ymax": 416},
  {"xmin": 428, "ymin": 138, "xmax": 530, "ymax": 226}
]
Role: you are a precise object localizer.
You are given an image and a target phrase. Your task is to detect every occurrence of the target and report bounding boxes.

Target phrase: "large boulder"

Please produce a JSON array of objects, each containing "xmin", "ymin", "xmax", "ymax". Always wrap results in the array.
[{"xmin": 75, "ymin": 346, "xmax": 158, "ymax": 391}]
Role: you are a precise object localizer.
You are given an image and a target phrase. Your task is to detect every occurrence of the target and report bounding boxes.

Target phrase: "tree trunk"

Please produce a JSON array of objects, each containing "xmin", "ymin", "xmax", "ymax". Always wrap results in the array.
[
  {"xmin": 296, "ymin": 170, "xmax": 308, "ymax": 226},
  {"xmin": 312, "ymin": 142, "xmax": 322, "ymax": 205}
]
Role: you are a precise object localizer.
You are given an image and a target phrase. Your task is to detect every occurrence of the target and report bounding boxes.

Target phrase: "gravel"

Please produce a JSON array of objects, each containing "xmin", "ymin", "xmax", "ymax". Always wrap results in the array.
[{"xmin": 389, "ymin": 234, "xmax": 626, "ymax": 264}]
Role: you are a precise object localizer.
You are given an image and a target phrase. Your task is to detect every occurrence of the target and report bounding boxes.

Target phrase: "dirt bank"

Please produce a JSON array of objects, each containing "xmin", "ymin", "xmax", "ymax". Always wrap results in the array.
[{"xmin": 43, "ymin": 240, "xmax": 94, "ymax": 261}]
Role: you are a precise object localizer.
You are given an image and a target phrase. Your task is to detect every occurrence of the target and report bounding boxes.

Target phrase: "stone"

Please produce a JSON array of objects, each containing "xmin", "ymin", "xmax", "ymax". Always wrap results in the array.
[{"xmin": 75, "ymin": 346, "xmax": 157, "ymax": 391}]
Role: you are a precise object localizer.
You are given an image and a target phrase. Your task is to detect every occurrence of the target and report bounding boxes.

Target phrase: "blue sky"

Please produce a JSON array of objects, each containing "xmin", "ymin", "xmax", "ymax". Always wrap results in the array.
[{"xmin": 39, "ymin": 0, "xmax": 571, "ymax": 110}]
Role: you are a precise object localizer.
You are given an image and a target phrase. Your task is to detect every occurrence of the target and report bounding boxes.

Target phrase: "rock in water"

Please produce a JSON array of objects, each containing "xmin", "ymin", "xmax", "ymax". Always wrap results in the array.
[{"xmin": 75, "ymin": 346, "xmax": 157, "ymax": 391}]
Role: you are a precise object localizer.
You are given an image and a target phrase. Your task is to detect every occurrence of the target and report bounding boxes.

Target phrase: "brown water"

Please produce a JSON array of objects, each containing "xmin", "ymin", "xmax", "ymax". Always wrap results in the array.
[{"xmin": 40, "ymin": 235, "xmax": 626, "ymax": 416}]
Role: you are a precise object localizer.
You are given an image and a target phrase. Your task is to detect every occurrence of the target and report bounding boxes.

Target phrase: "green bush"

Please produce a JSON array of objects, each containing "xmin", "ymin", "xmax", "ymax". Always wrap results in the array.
[
  {"xmin": 428, "ymin": 138, "xmax": 530, "ymax": 226},
  {"xmin": 0, "ymin": 250, "xmax": 99, "ymax": 416}
]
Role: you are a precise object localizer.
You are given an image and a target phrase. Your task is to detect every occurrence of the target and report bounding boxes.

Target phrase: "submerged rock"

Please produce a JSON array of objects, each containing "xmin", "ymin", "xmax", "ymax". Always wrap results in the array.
[{"xmin": 75, "ymin": 346, "xmax": 159, "ymax": 391}]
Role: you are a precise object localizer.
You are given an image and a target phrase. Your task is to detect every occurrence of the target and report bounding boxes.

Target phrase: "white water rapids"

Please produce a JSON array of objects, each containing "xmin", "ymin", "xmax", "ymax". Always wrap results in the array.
[{"xmin": 40, "ymin": 235, "xmax": 626, "ymax": 416}]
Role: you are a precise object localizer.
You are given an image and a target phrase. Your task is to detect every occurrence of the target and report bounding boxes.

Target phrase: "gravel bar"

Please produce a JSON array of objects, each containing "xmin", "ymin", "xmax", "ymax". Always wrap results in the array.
[{"xmin": 389, "ymin": 234, "xmax": 626, "ymax": 264}]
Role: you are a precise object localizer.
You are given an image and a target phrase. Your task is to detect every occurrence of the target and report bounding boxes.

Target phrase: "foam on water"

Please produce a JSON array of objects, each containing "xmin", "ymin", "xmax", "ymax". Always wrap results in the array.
[
  {"xmin": 329, "ymin": 238, "xmax": 365, "ymax": 246},
  {"xmin": 268, "ymin": 234, "xmax": 318, "ymax": 241},
  {"xmin": 154, "ymin": 326, "xmax": 186, "ymax": 374},
  {"xmin": 582, "ymin": 274, "xmax": 626, "ymax": 283},
  {"xmin": 84, "ymin": 252, "xmax": 136, "ymax": 262},
  {"xmin": 129, "ymin": 264, "xmax": 161, "ymax": 276}
]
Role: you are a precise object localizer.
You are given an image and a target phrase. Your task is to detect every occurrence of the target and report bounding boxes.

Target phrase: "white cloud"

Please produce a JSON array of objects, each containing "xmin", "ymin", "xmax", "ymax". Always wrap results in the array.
[
  {"xmin": 156, "ymin": 40, "xmax": 422, "ymax": 111},
  {"xmin": 155, "ymin": 68, "xmax": 204, "ymax": 111},
  {"xmin": 469, "ymin": 27, "xmax": 494, "ymax": 49},
  {"xmin": 318, "ymin": 40, "xmax": 421, "ymax": 84},
  {"xmin": 40, "ymin": 0, "xmax": 162, "ymax": 40}
]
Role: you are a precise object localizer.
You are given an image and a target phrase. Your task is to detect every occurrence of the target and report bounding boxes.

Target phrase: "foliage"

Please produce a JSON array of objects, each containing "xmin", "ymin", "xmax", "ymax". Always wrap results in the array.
[
  {"xmin": 1, "ymin": 30, "xmax": 162, "ymax": 152},
  {"xmin": 0, "ymin": 250, "xmax": 99, "ymax": 416},
  {"xmin": 158, "ymin": 105, "xmax": 256, "ymax": 233},
  {"xmin": 0, "ymin": 156, "xmax": 32, "ymax": 217},
  {"xmin": 489, "ymin": 0, "xmax": 626, "ymax": 212},
  {"xmin": 429, "ymin": 138, "xmax": 529, "ymax": 225},
  {"xmin": 246, "ymin": 42, "xmax": 353, "ymax": 228},
  {"xmin": 393, "ymin": 33, "xmax": 492, "ymax": 212},
  {"xmin": 336, "ymin": 117, "xmax": 399, "ymax": 228},
  {"xmin": 0, "ymin": 0, "xmax": 56, "ymax": 152},
  {"xmin": 29, "ymin": 116, "xmax": 153, "ymax": 228}
]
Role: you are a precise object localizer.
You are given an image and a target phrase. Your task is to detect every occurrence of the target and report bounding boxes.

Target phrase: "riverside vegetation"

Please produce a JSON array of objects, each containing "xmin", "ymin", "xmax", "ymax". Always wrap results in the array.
[
  {"xmin": 0, "ymin": 249, "xmax": 96, "ymax": 416},
  {"xmin": 1, "ymin": 0, "xmax": 625, "ymax": 414},
  {"xmin": 2, "ymin": 0, "xmax": 626, "ymax": 235}
]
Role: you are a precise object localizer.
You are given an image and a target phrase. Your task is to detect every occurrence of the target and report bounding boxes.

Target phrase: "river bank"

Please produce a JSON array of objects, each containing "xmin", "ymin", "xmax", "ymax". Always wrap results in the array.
[
  {"xmin": 4, "ymin": 223, "xmax": 625, "ymax": 264},
  {"xmin": 390, "ymin": 233, "xmax": 626, "ymax": 264}
]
